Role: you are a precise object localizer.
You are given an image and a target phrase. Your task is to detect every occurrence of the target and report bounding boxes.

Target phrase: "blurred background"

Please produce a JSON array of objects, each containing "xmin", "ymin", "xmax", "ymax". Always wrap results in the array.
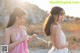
[{"xmin": 0, "ymin": 0, "xmax": 80, "ymax": 53}]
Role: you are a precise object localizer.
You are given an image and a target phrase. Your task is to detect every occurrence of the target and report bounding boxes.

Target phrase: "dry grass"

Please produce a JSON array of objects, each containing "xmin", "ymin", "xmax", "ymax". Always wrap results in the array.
[
  {"xmin": 62, "ymin": 22, "xmax": 80, "ymax": 32},
  {"xmin": 0, "ymin": 21, "xmax": 80, "ymax": 49},
  {"xmin": 62, "ymin": 21, "xmax": 80, "ymax": 50},
  {"xmin": 26, "ymin": 21, "xmax": 80, "ymax": 49}
]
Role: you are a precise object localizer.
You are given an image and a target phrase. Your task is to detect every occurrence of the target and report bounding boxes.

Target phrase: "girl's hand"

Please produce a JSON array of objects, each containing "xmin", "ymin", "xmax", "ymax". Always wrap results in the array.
[
  {"xmin": 66, "ymin": 42, "xmax": 68, "ymax": 47},
  {"xmin": 32, "ymin": 34, "xmax": 38, "ymax": 39}
]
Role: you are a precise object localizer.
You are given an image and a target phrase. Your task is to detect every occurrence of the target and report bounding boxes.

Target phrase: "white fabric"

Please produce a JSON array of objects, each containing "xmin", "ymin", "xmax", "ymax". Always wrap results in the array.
[{"xmin": 48, "ymin": 30, "xmax": 68, "ymax": 53}]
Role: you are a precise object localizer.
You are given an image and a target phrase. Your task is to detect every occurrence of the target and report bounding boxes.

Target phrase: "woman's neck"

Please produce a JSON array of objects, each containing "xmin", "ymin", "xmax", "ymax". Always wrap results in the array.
[{"xmin": 12, "ymin": 23, "xmax": 21, "ymax": 29}]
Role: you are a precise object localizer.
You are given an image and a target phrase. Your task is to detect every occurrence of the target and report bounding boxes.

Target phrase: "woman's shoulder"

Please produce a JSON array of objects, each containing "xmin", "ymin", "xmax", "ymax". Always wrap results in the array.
[
  {"xmin": 51, "ymin": 24, "xmax": 60, "ymax": 30},
  {"xmin": 4, "ymin": 27, "xmax": 12, "ymax": 35},
  {"xmin": 5, "ymin": 27, "xmax": 11, "ymax": 32},
  {"xmin": 50, "ymin": 24, "xmax": 61, "ymax": 35}
]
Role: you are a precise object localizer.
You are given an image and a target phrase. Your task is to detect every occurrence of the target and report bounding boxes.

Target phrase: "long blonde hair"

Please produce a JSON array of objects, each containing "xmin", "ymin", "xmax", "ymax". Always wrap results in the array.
[{"xmin": 7, "ymin": 7, "xmax": 26, "ymax": 28}]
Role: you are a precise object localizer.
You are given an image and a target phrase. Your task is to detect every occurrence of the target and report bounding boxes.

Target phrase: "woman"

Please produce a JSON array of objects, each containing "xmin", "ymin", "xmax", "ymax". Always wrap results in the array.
[
  {"xmin": 44, "ymin": 6, "xmax": 68, "ymax": 53},
  {"xmin": 4, "ymin": 7, "xmax": 37, "ymax": 53}
]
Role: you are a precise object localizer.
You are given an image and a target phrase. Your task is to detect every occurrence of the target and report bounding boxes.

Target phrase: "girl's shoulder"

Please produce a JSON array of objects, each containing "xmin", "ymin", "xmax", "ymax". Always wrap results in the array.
[
  {"xmin": 4, "ymin": 27, "xmax": 12, "ymax": 35},
  {"xmin": 50, "ymin": 24, "xmax": 61, "ymax": 34},
  {"xmin": 5, "ymin": 27, "xmax": 11, "ymax": 32}
]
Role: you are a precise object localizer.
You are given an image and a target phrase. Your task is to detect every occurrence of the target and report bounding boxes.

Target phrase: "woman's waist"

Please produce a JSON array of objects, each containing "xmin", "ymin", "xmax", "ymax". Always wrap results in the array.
[{"xmin": 51, "ymin": 46, "xmax": 68, "ymax": 50}]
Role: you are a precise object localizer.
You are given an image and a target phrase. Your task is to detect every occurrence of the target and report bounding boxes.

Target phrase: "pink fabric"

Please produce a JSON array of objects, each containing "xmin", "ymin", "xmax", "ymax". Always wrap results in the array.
[{"xmin": 9, "ymin": 29, "xmax": 29, "ymax": 53}]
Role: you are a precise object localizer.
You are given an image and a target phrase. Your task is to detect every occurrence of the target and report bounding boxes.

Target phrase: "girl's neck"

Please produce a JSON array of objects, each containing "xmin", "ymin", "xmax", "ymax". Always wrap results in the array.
[
  {"xmin": 12, "ymin": 23, "xmax": 21, "ymax": 29},
  {"xmin": 11, "ymin": 24, "xmax": 21, "ymax": 32}
]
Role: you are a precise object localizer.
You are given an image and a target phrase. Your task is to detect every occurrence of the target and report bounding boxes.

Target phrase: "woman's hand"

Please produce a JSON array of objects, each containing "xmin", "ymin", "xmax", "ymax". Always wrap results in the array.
[
  {"xmin": 32, "ymin": 34, "xmax": 38, "ymax": 39},
  {"xmin": 27, "ymin": 34, "xmax": 38, "ymax": 43},
  {"xmin": 66, "ymin": 42, "xmax": 68, "ymax": 45},
  {"xmin": 66, "ymin": 42, "xmax": 68, "ymax": 47}
]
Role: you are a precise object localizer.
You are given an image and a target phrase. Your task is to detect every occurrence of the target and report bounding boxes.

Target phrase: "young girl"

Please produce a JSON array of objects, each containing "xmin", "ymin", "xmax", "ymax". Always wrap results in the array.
[
  {"xmin": 44, "ymin": 6, "xmax": 68, "ymax": 53},
  {"xmin": 4, "ymin": 7, "xmax": 37, "ymax": 53}
]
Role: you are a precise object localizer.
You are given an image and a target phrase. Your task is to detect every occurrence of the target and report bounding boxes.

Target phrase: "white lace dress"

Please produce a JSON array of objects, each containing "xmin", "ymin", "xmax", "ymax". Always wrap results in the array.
[{"xmin": 48, "ymin": 30, "xmax": 68, "ymax": 53}]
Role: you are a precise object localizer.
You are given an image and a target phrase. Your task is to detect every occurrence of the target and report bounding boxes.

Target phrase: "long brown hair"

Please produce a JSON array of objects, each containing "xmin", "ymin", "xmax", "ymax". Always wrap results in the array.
[
  {"xmin": 7, "ymin": 7, "xmax": 26, "ymax": 28},
  {"xmin": 43, "ymin": 6, "xmax": 65, "ymax": 36}
]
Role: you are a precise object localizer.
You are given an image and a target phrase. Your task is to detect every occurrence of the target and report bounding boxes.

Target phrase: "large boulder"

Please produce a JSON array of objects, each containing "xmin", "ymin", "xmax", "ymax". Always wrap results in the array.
[{"xmin": 0, "ymin": 0, "xmax": 49, "ymax": 29}]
